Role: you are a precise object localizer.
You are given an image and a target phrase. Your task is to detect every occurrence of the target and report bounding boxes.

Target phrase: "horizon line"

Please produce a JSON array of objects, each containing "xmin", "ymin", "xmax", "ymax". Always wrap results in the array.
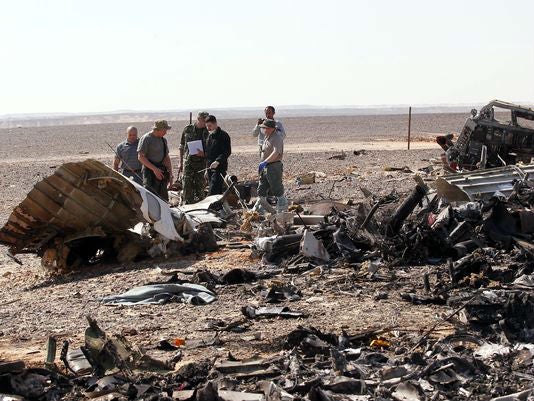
[{"xmin": 3, "ymin": 99, "xmax": 534, "ymax": 119}]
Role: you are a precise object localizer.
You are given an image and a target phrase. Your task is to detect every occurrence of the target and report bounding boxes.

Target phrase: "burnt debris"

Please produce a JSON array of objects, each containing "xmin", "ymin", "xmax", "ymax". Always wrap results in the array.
[
  {"xmin": 437, "ymin": 100, "xmax": 534, "ymax": 171},
  {"xmin": 5, "ymin": 153, "xmax": 534, "ymax": 400}
]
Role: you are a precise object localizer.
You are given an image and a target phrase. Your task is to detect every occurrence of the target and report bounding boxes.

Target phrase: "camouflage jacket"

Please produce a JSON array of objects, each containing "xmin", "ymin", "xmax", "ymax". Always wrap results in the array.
[{"xmin": 180, "ymin": 124, "xmax": 208, "ymax": 162}]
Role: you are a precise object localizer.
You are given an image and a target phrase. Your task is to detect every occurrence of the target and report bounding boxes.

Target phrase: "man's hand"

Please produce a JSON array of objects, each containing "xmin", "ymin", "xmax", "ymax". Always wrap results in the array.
[
  {"xmin": 257, "ymin": 118, "xmax": 264, "ymax": 125},
  {"xmin": 258, "ymin": 161, "xmax": 268, "ymax": 174},
  {"xmin": 196, "ymin": 150, "xmax": 206, "ymax": 157},
  {"xmin": 152, "ymin": 167, "xmax": 164, "ymax": 181},
  {"xmin": 209, "ymin": 161, "xmax": 220, "ymax": 170}
]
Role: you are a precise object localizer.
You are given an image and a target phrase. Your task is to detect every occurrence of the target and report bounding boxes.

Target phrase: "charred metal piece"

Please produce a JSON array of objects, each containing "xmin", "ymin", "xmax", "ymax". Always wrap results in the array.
[
  {"xmin": 386, "ymin": 184, "xmax": 427, "ymax": 235},
  {"xmin": 440, "ymin": 100, "xmax": 534, "ymax": 170}
]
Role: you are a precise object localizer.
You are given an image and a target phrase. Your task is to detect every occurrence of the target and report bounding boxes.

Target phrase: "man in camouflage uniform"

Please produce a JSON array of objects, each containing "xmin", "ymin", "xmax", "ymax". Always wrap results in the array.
[{"xmin": 178, "ymin": 111, "xmax": 209, "ymax": 204}]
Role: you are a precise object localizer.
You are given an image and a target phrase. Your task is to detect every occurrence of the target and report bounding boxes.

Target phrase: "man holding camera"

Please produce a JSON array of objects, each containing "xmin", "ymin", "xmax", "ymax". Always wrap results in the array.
[{"xmin": 251, "ymin": 106, "xmax": 285, "ymax": 156}]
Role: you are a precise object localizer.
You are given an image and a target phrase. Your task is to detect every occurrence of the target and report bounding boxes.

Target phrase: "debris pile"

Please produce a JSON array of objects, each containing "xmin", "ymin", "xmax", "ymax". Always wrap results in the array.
[
  {"xmin": 5, "ymin": 158, "xmax": 534, "ymax": 400},
  {"xmin": 0, "ymin": 160, "xmax": 222, "ymax": 272},
  {"xmin": 3, "ymin": 317, "xmax": 534, "ymax": 400}
]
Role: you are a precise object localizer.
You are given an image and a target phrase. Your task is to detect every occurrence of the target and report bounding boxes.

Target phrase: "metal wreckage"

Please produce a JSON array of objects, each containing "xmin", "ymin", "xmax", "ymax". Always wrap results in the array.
[
  {"xmin": 0, "ymin": 159, "xmax": 223, "ymax": 272},
  {"xmin": 5, "ymin": 102, "xmax": 534, "ymax": 400},
  {"xmin": 437, "ymin": 100, "xmax": 534, "ymax": 171}
]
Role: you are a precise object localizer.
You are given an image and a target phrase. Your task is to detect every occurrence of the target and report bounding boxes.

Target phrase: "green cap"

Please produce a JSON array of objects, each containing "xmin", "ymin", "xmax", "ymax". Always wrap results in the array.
[
  {"xmin": 198, "ymin": 111, "xmax": 209, "ymax": 119},
  {"xmin": 152, "ymin": 120, "xmax": 171, "ymax": 130},
  {"xmin": 259, "ymin": 119, "xmax": 276, "ymax": 129}
]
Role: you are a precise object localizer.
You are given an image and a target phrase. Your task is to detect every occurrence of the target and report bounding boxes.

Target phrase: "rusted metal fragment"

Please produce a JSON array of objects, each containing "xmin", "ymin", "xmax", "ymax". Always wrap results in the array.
[{"xmin": 0, "ymin": 159, "xmax": 143, "ymax": 255}]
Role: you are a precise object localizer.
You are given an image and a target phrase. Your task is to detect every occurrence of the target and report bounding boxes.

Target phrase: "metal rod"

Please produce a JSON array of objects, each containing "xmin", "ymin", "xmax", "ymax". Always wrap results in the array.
[
  {"xmin": 360, "ymin": 200, "xmax": 381, "ymax": 229},
  {"xmin": 220, "ymin": 173, "xmax": 249, "ymax": 210},
  {"xmin": 407, "ymin": 106, "xmax": 412, "ymax": 150},
  {"xmin": 189, "ymin": 112, "xmax": 192, "ymax": 125},
  {"xmin": 294, "ymin": 209, "xmax": 309, "ymax": 230}
]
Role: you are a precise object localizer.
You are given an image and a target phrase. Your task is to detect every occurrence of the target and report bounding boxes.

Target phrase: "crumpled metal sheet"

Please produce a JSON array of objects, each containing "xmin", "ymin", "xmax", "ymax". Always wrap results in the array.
[
  {"xmin": 300, "ymin": 229, "xmax": 330, "ymax": 261},
  {"xmin": 101, "ymin": 283, "xmax": 217, "ymax": 305},
  {"xmin": 435, "ymin": 164, "xmax": 534, "ymax": 201},
  {"xmin": 0, "ymin": 159, "xmax": 145, "ymax": 254}
]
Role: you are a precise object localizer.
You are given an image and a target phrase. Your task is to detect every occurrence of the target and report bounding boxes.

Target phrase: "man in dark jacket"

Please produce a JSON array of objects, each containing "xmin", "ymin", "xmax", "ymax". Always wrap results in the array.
[{"xmin": 205, "ymin": 115, "xmax": 231, "ymax": 195}]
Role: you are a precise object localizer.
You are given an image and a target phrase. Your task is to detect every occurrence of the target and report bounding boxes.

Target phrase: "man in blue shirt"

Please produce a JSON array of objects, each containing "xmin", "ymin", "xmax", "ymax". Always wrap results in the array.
[{"xmin": 113, "ymin": 126, "xmax": 142, "ymax": 184}]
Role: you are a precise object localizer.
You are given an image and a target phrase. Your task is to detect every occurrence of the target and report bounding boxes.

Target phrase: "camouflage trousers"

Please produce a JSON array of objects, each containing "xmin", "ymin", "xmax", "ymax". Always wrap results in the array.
[{"xmin": 182, "ymin": 161, "xmax": 206, "ymax": 204}]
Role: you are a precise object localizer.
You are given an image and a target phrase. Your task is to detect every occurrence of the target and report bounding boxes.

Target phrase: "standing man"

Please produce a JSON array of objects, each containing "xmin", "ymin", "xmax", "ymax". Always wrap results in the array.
[
  {"xmin": 179, "ymin": 111, "xmax": 209, "ymax": 204},
  {"xmin": 205, "ymin": 115, "xmax": 231, "ymax": 196},
  {"xmin": 138, "ymin": 120, "xmax": 173, "ymax": 201},
  {"xmin": 113, "ymin": 126, "xmax": 142, "ymax": 184},
  {"xmin": 253, "ymin": 119, "xmax": 287, "ymax": 214},
  {"xmin": 251, "ymin": 106, "xmax": 286, "ymax": 156}
]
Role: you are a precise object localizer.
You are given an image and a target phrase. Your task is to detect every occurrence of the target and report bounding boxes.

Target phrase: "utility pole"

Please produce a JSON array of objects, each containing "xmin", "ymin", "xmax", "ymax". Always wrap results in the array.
[{"xmin": 407, "ymin": 106, "xmax": 412, "ymax": 150}]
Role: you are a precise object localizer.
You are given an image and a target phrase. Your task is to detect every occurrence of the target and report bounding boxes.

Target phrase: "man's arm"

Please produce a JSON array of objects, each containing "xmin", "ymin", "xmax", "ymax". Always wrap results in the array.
[
  {"xmin": 138, "ymin": 152, "xmax": 164, "ymax": 180},
  {"xmin": 263, "ymin": 148, "xmax": 280, "ymax": 164},
  {"xmin": 276, "ymin": 121, "xmax": 286, "ymax": 139},
  {"xmin": 215, "ymin": 133, "xmax": 231, "ymax": 163},
  {"xmin": 163, "ymin": 153, "xmax": 173, "ymax": 188},
  {"xmin": 178, "ymin": 148, "xmax": 184, "ymax": 174},
  {"xmin": 163, "ymin": 154, "xmax": 172, "ymax": 176},
  {"xmin": 113, "ymin": 156, "xmax": 120, "ymax": 171},
  {"xmin": 163, "ymin": 138, "xmax": 173, "ymax": 185},
  {"xmin": 178, "ymin": 145, "xmax": 184, "ymax": 168},
  {"xmin": 113, "ymin": 145, "xmax": 121, "ymax": 170},
  {"xmin": 252, "ymin": 124, "xmax": 261, "ymax": 138},
  {"xmin": 178, "ymin": 127, "xmax": 186, "ymax": 174}
]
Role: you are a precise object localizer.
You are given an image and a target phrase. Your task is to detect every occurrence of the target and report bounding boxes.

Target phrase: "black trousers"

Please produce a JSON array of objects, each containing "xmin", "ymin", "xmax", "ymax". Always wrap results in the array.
[{"xmin": 208, "ymin": 170, "xmax": 226, "ymax": 196}]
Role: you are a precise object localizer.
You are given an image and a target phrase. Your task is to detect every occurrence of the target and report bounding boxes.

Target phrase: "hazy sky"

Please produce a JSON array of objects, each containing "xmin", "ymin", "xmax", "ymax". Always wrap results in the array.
[{"xmin": 1, "ymin": 0, "xmax": 533, "ymax": 114}]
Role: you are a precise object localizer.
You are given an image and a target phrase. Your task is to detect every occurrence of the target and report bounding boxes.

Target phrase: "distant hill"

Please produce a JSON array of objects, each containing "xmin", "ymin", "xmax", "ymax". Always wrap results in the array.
[{"xmin": 1, "ymin": 102, "xmax": 532, "ymax": 129}]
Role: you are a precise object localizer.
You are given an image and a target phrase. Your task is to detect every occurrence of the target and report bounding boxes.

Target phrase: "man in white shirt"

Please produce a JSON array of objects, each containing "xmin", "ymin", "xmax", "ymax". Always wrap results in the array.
[{"xmin": 251, "ymin": 106, "xmax": 285, "ymax": 156}]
